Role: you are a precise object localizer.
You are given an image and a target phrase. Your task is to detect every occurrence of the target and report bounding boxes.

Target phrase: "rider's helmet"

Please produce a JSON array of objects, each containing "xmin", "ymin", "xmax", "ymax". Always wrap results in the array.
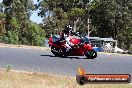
[{"xmin": 64, "ymin": 24, "xmax": 73, "ymax": 35}]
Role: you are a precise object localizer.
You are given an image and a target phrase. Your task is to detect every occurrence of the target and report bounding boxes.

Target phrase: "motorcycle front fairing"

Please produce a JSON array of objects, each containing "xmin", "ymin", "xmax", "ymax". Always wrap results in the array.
[
  {"xmin": 65, "ymin": 36, "xmax": 93, "ymax": 55},
  {"xmin": 64, "ymin": 45, "xmax": 84, "ymax": 56}
]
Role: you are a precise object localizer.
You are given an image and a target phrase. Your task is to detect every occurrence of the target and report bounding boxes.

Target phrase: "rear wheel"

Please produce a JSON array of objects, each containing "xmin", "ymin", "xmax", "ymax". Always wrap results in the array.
[
  {"xmin": 51, "ymin": 46, "xmax": 66, "ymax": 57},
  {"xmin": 85, "ymin": 50, "xmax": 97, "ymax": 59},
  {"xmin": 51, "ymin": 46, "xmax": 60, "ymax": 56}
]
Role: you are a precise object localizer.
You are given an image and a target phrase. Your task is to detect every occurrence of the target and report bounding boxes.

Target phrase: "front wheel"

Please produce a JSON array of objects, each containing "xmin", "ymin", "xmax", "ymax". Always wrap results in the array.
[{"xmin": 85, "ymin": 50, "xmax": 97, "ymax": 59}]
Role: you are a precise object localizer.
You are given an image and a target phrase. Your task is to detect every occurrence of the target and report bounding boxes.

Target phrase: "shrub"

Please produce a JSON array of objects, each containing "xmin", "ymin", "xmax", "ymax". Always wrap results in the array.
[
  {"xmin": 1, "ymin": 31, "xmax": 19, "ymax": 44},
  {"xmin": 26, "ymin": 23, "xmax": 46, "ymax": 46}
]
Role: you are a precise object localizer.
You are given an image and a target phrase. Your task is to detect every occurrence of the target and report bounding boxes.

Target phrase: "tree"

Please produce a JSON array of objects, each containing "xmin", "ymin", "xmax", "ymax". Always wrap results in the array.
[
  {"xmin": 68, "ymin": 8, "xmax": 84, "ymax": 32},
  {"xmin": 0, "ymin": 3, "xmax": 6, "ymax": 35},
  {"xmin": 90, "ymin": 0, "xmax": 132, "ymax": 49},
  {"xmin": 1, "ymin": 0, "xmax": 46, "ymax": 46},
  {"xmin": 26, "ymin": 22, "xmax": 46, "ymax": 46},
  {"xmin": 115, "ymin": 0, "xmax": 132, "ymax": 49},
  {"xmin": 37, "ymin": 0, "xmax": 91, "ymax": 34},
  {"xmin": 37, "ymin": 0, "xmax": 132, "ymax": 49}
]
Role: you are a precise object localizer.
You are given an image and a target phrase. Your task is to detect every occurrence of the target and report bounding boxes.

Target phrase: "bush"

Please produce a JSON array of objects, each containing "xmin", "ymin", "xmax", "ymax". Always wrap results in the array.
[
  {"xmin": 1, "ymin": 31, "xmax": 19, "ymax": 44},
  {"xmin": 26, "ymin": 23, "xmax": 46, "ymax": 46},
  {"xmin": 0, "ymin": 22, "xmax": 46, "ymax": 46}
]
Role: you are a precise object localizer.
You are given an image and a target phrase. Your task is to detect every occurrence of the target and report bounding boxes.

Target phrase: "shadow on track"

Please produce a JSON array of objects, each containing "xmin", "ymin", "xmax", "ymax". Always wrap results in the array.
[{"xmin": 40, "ymin": 54, "xmax": 87, "ymax": 59}]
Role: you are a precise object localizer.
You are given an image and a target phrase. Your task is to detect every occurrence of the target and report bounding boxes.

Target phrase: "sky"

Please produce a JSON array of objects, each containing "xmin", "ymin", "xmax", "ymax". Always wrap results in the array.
[
  {"xmin": 30, "ymin": 0, "xmax": 43, "ymax": 24},
  {"xmin": 0, "ymin": 0, "xmax": 43, "ymax": 24}
]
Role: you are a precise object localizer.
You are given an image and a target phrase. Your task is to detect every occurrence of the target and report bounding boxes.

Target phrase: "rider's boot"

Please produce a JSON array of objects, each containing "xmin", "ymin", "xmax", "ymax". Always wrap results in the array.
[{"xmin": 66, "ymin": 47, "xmax": 72, "ymax": 52}]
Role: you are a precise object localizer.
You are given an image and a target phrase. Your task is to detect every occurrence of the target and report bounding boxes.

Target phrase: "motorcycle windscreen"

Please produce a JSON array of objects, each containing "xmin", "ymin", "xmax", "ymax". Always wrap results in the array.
[{"xmin": 52, "ymin": 36, "xmax": 60, "ymax": 42}]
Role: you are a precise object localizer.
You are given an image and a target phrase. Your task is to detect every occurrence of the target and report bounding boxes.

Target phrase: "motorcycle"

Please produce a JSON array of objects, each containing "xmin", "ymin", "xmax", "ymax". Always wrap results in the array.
[{"xmin": 48, "ymin": 33, "xmax": 97, "ymax": 59}]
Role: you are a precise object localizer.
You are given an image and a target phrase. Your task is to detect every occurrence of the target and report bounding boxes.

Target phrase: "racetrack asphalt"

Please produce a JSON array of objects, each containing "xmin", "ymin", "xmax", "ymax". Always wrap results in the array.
[{"xmin": 0, "ymin": 47, "xmax": 132, "ymax": 77}]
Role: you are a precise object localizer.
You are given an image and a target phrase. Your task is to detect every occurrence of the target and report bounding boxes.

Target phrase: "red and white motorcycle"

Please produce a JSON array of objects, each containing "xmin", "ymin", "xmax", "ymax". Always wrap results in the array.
[{"xmin": 48, "ymin": 33, "xmax": 97, "ymax": 59}]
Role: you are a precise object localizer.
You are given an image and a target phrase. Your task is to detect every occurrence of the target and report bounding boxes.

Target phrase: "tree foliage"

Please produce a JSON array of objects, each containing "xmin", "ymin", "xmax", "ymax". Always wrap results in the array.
[
  {"xmin": 0, "ymin": 0, "xmax": 131, "ymax": 50},
  {"xmin": 37, "ymin": 0, "xmax": 91, "ymax": 35},
  {"xmin": 90, "ymin": 0, "xmax": 132, "ymax": 49},
  {"xmin": 0, "ymin": 0, "xmax": 46, "ymax": 46},
  {"xmin": 37, "ymin": 0, "xmax": 132, "ymax": 50}
]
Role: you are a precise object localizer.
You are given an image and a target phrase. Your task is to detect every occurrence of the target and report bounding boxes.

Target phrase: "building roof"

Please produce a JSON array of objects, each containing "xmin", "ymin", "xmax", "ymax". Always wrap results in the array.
[
  {"xmin": 87, "ymin": 37, "xmax": 101, "ymax": 40},
  {"xmin": 100, "ymin": 38, "xmax": 117, "ymax": 42},
  {"xmin": 87, "ymin": 36, "xmax": 117, "ymax": 42}
]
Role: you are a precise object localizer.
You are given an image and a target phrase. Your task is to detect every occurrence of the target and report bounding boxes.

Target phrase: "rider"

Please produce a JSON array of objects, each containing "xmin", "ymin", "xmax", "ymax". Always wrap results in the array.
[{"xmin": 60, "ymin": 24, "xmax": 74, "ymax": 52}]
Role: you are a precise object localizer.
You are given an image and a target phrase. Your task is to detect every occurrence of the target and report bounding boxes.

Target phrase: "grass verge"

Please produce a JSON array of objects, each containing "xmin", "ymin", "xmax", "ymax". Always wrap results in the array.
[
  {"xmin": 0, "ymin": 70, "xmax": 131, "ymax": 88},
  {"xmin": 0, "ymin": 43, "xmax": 50, "ymax": 51},
  {"xmin": 98, "ymin": 52, "xmax": 132, "ymax": 56}
]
